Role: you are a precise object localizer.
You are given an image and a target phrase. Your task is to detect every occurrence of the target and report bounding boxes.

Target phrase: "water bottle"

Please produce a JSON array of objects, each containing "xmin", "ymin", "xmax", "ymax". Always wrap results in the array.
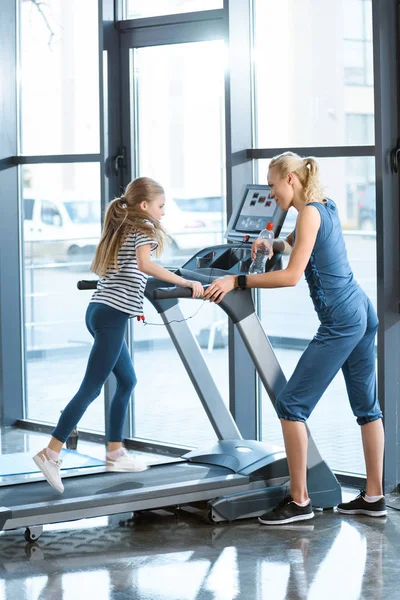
[
  {"xmin": 66, "ymin": 426, "xmax": 78, "ymax": 450},
  {"xmin": 249, "ymin": 222, "xmax": 274, "ymax": 274},
  {"xmin": 61, "ymin": 410, "xmax": 79, "ymax": 450}
]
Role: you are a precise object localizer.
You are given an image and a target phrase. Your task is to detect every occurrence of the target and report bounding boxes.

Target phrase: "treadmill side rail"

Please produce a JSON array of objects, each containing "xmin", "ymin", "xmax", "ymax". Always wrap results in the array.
[{"xmin": 0, "ymin": 506, "xmax": 12, "ymax": 529}]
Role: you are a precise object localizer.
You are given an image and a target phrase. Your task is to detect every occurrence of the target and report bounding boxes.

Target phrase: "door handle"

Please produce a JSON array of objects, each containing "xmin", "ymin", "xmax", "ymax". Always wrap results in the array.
[{"xmin": 390, "ymin": 140, "xmax": 400, "ymax": 174}]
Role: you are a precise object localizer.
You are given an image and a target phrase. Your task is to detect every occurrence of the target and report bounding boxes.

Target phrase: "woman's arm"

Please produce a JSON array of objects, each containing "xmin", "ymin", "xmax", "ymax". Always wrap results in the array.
[
  {"xmin": 273, "ymin": 230, "xmax": 294, "ymax": 255},
  {"xmin": 136, "ymin": 245, "xmax": 203, "ymax": 298},
  {"xmin": 252, "ymin": 231, "xmax": 294, "ymax": 260},
  {"xmin": 203, "ymin": 206, "xmax": 321, "ymax": 303}
]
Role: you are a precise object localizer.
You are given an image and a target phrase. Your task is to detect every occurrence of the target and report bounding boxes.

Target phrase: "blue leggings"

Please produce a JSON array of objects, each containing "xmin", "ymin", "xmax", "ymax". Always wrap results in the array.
[
  {"xmin": 276, "ymin": 295, "xmax": 383, "ymax": 425},
  {"xmin": 52, "ymin": 302, "xmax": 136, "ymax": 443}
]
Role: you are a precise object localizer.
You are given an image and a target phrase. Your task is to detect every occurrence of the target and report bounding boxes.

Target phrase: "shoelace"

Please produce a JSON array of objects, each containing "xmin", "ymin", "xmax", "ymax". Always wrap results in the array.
[
  {"xmin": 356, "ymin": 490, "xmax": 366, "ymax": 500},
  {"xmin": 273, "ymin": 495, "xmax": 293, "ymax": 511}
]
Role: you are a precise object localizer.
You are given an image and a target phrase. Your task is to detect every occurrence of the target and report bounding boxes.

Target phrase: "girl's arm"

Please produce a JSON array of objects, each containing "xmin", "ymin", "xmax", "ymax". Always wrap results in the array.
[
  {"xmin": 203, "ymin": 206, "xmax": 321, "ymax": 303},
  {"xmin": 136, "ymin": 244, "xmax": 203, "ymax": 298}
]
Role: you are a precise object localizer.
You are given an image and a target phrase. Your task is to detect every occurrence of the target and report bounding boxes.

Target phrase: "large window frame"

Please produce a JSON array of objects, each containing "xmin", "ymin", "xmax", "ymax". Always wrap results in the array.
[{"xmin": 1, "ymin": 0, "xmax": 399, "ymax": 490}]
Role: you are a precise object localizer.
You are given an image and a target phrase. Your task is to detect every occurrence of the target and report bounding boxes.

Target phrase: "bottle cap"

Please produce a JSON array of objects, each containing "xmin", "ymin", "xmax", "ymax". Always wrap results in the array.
[{"xmin": 266, "ymin": 222, "xmax": 274, "ymax": 230}]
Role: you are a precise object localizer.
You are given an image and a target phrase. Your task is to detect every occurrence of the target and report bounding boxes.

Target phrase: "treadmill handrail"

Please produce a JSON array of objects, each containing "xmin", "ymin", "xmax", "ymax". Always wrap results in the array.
[
  {"xmin": 153, "ymin": 285, "xmax": 210, "ymax": 300},
  {"xmin": 77, "ymin": 280, "xmax": 98, "ymax": 290}
]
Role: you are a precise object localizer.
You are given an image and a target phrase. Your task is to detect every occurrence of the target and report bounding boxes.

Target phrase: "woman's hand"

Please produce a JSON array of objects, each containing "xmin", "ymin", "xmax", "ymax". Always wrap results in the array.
[
  {"xmin": 183, "ymin": 279, "xmax": 204, "ymax": 298},
  {"xmin": 202, "ymin": 275, "xmax": 236, "ymax": 304},
  {"xmin": 251, "ymin": 239, "xmax": 274, "ymax": 261}
]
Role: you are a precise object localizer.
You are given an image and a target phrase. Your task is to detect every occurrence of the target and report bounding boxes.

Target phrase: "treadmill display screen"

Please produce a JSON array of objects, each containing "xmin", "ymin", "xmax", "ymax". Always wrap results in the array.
[{"xmin": 235, "ymin": 186, "xmax": 279, "ymax": 233}]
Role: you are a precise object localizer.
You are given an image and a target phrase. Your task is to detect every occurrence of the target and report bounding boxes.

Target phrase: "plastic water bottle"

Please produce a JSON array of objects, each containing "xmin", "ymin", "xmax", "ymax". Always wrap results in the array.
[
  {"xmin": 66, "ymin": 426, "xmax": 79, "ymax": 450},
  {"xmin": 249, "ymin": 222, "xmax": 274, "ymax": 274},
  {"xmin": 61, "ymin": 410, "xmax": 79, "ymax": 450}
]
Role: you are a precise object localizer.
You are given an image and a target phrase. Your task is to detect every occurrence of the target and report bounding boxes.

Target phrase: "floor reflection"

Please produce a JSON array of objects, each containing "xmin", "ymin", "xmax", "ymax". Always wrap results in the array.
[{"xmin": 0, "ymin": 505, "xmax": 396, "ymax": 600}]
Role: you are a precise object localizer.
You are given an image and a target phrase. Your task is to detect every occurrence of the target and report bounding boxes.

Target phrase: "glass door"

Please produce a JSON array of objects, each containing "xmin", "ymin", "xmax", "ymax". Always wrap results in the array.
[{"xmin": 123, "ymin": 38, "xmax": 228, "ymax": 447}]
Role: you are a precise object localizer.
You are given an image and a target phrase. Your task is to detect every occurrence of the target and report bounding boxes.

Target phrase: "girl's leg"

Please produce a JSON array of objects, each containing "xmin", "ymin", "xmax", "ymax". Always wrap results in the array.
[
  {"xmin": 107, "ymin": 339, "xmax": 137, "ymax": 449},
  {"xmin": 280, "ymin": 419, "xmax": 309, "ymax": 503},
  {"xmin": 104, "ymin": 341, "xmax": 147, "ymax": 472},
  {"xmin": 51, "ymin": 305, "xmax": 128, "ymax": 444}
]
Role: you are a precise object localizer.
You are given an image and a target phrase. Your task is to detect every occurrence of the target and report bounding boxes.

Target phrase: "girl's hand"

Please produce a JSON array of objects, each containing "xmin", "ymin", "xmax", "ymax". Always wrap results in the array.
[
  {"xmin": 202, "ymin": 275, "xmax": 236, "ymax": 304},
  {"xmin": 183, "ymin": 280, "xmax": 204, "ymax": 298}
]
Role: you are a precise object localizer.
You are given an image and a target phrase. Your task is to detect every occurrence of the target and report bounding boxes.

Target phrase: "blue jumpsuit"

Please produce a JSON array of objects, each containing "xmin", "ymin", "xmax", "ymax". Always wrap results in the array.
[{"xmin": 275, "ymin": 199, "xmax": 383, "ymax": 426}]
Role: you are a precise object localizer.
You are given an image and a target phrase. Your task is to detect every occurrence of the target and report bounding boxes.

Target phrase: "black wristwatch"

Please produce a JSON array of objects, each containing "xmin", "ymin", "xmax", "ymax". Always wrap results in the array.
[{"xmin": 237, "ymin": 275, "xmax": 247, "ymax": 290}]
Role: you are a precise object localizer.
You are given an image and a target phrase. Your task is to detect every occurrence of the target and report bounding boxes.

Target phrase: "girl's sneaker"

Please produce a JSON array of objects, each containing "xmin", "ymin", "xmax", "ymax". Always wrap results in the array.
[
  {"xmin": 32, "ymin": 449, "xmax": 64, "ymax": 494},
  {"xmin": 337, "ymin": 490, "xmax": 387, "ymax": 517},
  {"xmin": 106, "ymin": 449, "xmax": 148, "ymax": 473}
]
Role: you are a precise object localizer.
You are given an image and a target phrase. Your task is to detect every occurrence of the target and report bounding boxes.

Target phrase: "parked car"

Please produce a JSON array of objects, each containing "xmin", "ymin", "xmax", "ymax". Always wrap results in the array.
[
  {"xmin": 162, "ymin": 195, "xmax": 224, "ymax": 256},
  {"xmin": 23, "ymin": 195, "xmax": 101, "ymax": 263},
  {"xmin": 23, "ymin": 192, "xmax": 225, "ymax": 264}
]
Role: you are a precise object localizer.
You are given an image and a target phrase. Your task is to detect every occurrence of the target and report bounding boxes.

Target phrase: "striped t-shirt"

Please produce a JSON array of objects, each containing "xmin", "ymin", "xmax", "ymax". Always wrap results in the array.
[{"xmin": 90, "ymin": 231, "xmax": 157, "ymax": 316}]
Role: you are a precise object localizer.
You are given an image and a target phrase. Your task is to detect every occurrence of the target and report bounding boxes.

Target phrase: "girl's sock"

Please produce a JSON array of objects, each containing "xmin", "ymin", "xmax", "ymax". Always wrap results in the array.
[
  {"xmin": 107, "ymin": 447, "xmax": 125, "ymax": 459},
  {"xmin": 46, "ymin": 447, "xmax": 60, "ymax": 462}
]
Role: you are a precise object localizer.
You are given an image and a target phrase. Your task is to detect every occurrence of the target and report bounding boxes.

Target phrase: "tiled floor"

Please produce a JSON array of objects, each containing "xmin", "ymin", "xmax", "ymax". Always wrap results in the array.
[{"xmin": 0, "ymin": 429, "xmax": 399, "ymax": 599}]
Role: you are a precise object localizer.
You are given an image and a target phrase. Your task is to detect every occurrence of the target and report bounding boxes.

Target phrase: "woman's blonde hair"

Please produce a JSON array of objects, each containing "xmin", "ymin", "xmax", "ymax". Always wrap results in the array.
[
  {"xmin": 91, "ymin": 177, "xmax": 166, "ymax": 277},
  {"xmin": 269, "ymin": 151, "xmax": 325, "ymax": 204}
]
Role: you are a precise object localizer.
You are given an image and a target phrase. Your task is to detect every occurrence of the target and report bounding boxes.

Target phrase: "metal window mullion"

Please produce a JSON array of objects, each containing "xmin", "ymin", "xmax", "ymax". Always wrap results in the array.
[
  {"xmin": 118, "ymin": 9, "xmax": 224, "ymax": 31},
  {"xmin": 120, "ymin": 19, "xmax": 224, "ymax": 48},
  {"xmin": 14, "ymin": 154, "xmax": 101, "ymax": 164},
  {"xmin": 247, "ymin": 146, "xmax": 375, "ymax": 160},
  {"xmin": 372, "ymin": 0, "xmax": 400, "ymax": 494}
]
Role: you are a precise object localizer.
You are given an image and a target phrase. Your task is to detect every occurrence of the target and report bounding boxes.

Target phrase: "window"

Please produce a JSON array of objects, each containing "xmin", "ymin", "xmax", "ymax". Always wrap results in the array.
[
  {"xmin": 253, "ymin": 0, "xmax": 374, "ymax": 148},
  {"xmin": 23, "ymin": 163, "xmax": 103, "ymax": 434},
  {"xmin": 20, "ymin": 0, "xmax": 100, "ymax": 154},
  {"xmin": 130, "ymin": 40, "xmax": 227, "ymax": 446},
  {"xmin": 343, "ymin": 0, "xmax": 373, "ymax": 86}
]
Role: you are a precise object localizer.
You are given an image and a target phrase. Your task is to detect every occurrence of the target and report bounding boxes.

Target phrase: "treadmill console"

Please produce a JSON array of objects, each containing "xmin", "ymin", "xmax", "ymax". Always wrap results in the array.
[
  {"xmin": 226, "ymin": 184, "xmax": 286, "ymax": 244},
  {"xmin": 180, "ymin": 184, "xmax": 286, "ymax": 277}
]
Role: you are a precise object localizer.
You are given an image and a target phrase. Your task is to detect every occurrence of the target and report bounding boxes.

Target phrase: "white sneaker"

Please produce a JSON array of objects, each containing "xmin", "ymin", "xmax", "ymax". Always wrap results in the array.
[
  {"xmin": 33, "ymin": 449, "xmax": 64, "ymax": 494},
  {"xmin": 106, "ymin": 449, "xmax": 148, "ymax": 473}
]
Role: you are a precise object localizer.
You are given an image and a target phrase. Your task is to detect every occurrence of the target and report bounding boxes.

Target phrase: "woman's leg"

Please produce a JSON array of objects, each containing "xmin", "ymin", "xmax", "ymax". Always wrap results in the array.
[
  {"xmin": 275, "ymin": 319, "xmax": 366, "ymax": 504},
  {"xmin": 280, "ymin": 420, "xmax": 309, "ymax": 503},
  {"xmin": 341, "ymin": 298, "xmax": 384, "ymax": 496},
  {"xmin": 361, "ymin": 419, "xmax": 384, "ymax": 496}
]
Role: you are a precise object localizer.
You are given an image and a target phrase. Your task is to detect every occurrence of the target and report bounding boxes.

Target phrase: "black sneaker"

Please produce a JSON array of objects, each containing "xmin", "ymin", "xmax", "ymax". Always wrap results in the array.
[
  {"xmin": 258, "ymin": 495, "xmax": 314, "ymax": 525},
  {"xmin": 337, "ymin": 490, "xmax": 387, "ymax": 517}
]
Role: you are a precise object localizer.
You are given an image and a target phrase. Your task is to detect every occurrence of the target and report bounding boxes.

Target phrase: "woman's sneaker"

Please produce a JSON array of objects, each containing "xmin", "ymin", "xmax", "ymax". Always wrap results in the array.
[
  {"xmin": 337, "ymin": 490, "xmax": 387, "ymax": 517},
  {"xmin": 258, "ymin": 495, "xmax": 314, "ymax": 525},
  {"xmin": 32, "ymin": 449, "xmax": 64, "ymax": 494},
  {"xmin": 106, "ymin": 449, "xmax": 148, "ymax": 473}
]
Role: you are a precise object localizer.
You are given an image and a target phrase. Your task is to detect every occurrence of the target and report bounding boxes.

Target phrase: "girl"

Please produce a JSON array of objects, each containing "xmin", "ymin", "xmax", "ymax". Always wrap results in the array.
[
  {"xmin": 33, "ymin": 177, "xmax": 203, "ymax": 494},
  {"xmin": 203, "ymin": 152, "xmax": 385, "ymax": 524}
]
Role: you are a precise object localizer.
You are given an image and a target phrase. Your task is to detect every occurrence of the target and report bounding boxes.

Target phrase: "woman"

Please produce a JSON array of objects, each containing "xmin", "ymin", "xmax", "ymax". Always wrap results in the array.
[{"xmin": 203, "ymin": 152, "xmax": 385, "ymax": 524}]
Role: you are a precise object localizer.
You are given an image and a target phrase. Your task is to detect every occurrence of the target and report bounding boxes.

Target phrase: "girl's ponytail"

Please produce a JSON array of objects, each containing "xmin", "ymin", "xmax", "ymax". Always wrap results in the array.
[{"xmin": 91, "ymin": 177, "xmax": 167, "ymax": 278}]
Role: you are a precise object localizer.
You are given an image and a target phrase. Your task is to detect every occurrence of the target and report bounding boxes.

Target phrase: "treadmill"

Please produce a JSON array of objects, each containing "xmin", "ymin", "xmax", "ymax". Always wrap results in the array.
[{"xmin": 0, "ymin": 184, "xmax": 341, "ymax": 542}]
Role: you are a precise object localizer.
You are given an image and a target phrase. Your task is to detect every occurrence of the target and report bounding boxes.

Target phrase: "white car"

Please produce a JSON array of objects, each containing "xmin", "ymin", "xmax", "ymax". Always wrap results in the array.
[
  {"xmin": 162, "ymin": 196, "xmax": 225, "ymax": 257},
  {"xmin": 23, "ymin": 196, "xmax": 101, "ymax": 263},
  {"xmin": 23, "ymin": 193, "xmax": 225, "ymax": 264}
]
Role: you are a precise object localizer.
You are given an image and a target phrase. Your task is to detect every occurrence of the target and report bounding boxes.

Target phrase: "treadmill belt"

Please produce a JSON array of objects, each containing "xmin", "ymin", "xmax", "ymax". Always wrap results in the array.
[{"xmin": 1, "ymin": 462, "xmax": 241, "ymax": 509}]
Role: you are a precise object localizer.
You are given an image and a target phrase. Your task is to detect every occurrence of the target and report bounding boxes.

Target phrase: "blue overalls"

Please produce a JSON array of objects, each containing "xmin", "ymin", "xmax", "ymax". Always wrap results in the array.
[{"xmin": 275, "ymin": 199, "xmax": 383, "ymax": 426}]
